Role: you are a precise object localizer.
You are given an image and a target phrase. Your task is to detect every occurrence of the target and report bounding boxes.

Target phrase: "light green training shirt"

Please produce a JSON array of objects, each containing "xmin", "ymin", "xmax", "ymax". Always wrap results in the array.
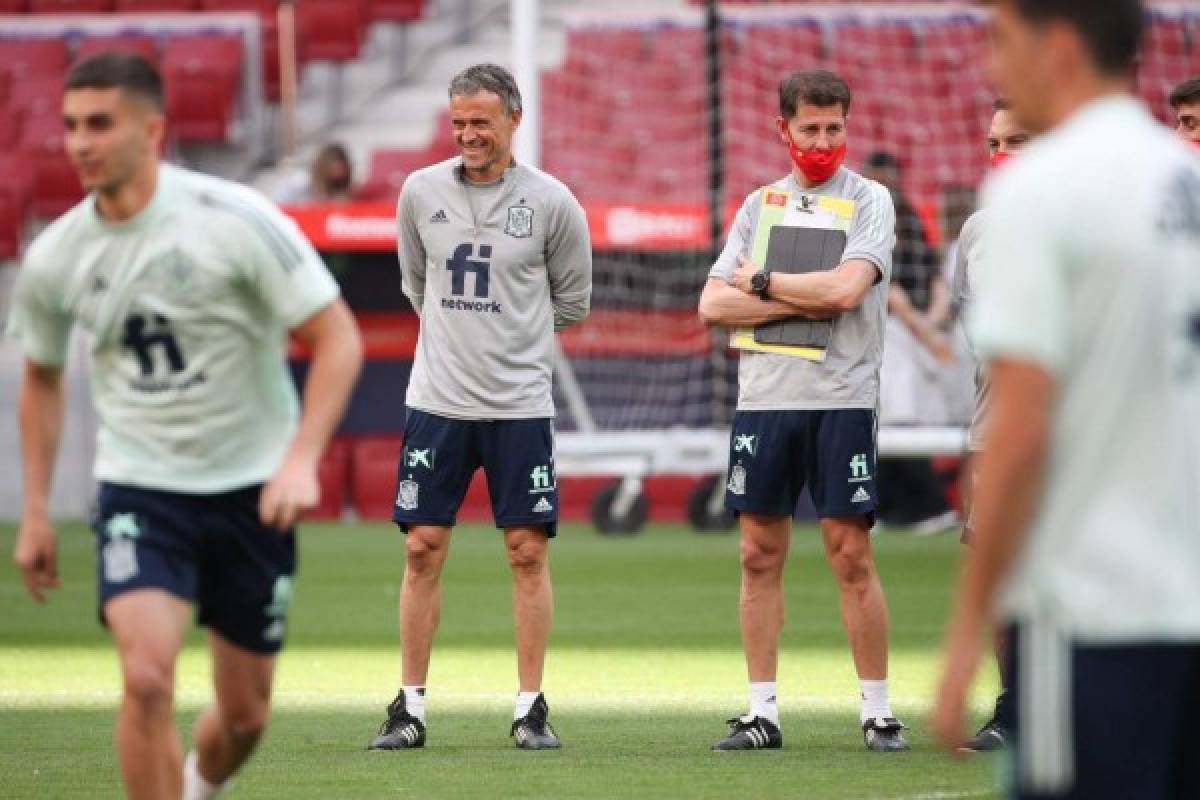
[{"xmin": 6, "ymin": 163, "xmax": 339, "ymax": 493}]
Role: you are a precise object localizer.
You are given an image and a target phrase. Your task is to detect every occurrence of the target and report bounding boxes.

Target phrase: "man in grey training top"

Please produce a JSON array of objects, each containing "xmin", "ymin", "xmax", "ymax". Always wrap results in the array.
[
  {"xmin": 698, "ymin": 69, "xmax": 908, "ymax": 753},
  {"xmin": 369, "ymin": 63, "xmax": 592, "ymax": 751}
]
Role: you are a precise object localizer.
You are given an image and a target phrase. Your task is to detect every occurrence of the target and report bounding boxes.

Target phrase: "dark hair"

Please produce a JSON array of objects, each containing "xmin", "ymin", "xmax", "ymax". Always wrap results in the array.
[
  {"xmin": 1169, "ymin": 78, "xmax": 1200, "ymax": 109},
  {"xmin": 779, "ymin": 69, "xmax": 852, "ymax": 119},
  {"xmin": 865, "ymin": 151, "xmax": 900, "ymax": 170},
  {"xmin": 65, "ymin": 51, "xmax": 164, "ymax": 110},
  {"xmin": 1007, "ymin": 0, "xmax": 1143, "ymax": 77},
  {"xmin": 993, "ymin": 97, "xmax": 1011, "ymax": 112},
  {"xmin": 448, "ymin": 63, "xmax": 522, "ymax": 115}
]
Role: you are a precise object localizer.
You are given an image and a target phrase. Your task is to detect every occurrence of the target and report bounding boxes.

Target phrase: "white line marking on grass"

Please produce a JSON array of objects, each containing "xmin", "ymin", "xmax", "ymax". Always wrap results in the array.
[{"xmin": 888, "ymin": 791, "xmax": 994, "ymax": 800}]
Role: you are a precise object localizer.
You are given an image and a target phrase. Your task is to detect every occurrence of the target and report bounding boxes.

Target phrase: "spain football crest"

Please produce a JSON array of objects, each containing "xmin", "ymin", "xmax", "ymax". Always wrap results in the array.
[
  {"xmin": 396, "ymin": 480, "xmax": 419, "ymax": 511},
  {"xmin": 505, "ymin": 205, "xmax": 534, "ymax": 238}
]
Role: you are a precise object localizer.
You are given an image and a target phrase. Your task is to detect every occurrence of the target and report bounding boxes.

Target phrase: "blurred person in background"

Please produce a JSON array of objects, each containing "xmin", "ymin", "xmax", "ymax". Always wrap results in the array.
[
  {"xmin": 275, "ymin": 142, "xmax": 357, "ymax": 204},
  {"xmin": 946, "ymin": 96, "xmax": 1032, "ymax": 753},
  {"xmin": 865, "ymin": 151, "xmax": 958, "ymax": 534},
  {"xmin": 1169, "ymin": 77, "xmax": 1200, "ymax": 146}
]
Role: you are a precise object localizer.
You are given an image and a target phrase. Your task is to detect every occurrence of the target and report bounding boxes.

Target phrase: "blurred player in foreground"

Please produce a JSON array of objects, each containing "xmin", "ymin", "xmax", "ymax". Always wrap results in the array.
[
  {"xmin": 934, "ymin": 1, "xmax": 1200, "ymax": 797},
  {"xmin": 8, "ymin": 53, "xmax": 363, "ymax": 799},
  {"xmin": 699, "ymin": 69, "xmax": 908, "ymax": 753},
  {"xmin": 368, "ymin": 63, "xmax": 591, "ymax": 752},
  {"xmin": 947, "ymin": 97, "xmax": 1032, "ymax": 753}
]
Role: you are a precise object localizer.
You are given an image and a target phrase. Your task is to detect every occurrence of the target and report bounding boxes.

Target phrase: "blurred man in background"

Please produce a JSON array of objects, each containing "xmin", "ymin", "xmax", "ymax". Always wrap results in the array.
[
  {"xmin": 934, "ymin": 2, "xmax": 1200, "ymax": 797},
  {"xmin": 947, "ymin": 96, "xmax": 1032, "ymax": 753},
  {"xmin": 699, "ymin": 69, "xmax": 908, "ymax": 753},
  {"xmin": 1170, "ymin": 78, "xmax": 1200, "ymax": 146},
  {"xmin": 368, "ymin": 63, "xmax": 591, "ymax": 752},
  {"xmin": 866, "ymin": 152, "xmax": 959, "ymax": 535},
  {"xmin": 8, "ymin": 53, "xmax": 362, "ymax": 799},
  {"xmin": 275, "ymin": 142, "xmax": 357, "ymax": 204}
]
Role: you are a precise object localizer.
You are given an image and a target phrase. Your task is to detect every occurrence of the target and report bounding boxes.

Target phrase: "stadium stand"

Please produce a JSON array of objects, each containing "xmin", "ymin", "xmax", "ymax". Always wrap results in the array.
[{"xmin": 161, "ymin": 33, "xmax": 244, "ymax": 141}]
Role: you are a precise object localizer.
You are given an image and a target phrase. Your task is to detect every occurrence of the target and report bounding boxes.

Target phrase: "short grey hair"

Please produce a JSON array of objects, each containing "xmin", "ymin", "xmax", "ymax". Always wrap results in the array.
[{"xmin": 448, "ymin": 63, "xmax": 523, "ymax": 115}]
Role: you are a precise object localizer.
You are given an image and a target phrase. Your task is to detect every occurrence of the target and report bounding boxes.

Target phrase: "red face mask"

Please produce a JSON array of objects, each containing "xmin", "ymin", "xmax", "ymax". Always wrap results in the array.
[
  {"xmin": 1190, "ymin": 138, "xmax": 1200, "ymax": 152},
  {"xmin": 786, "ymin": 131, "xmax": 846, "ymax": 185},
  {"xmin": 990, "ymin": 150, "xmax": 1013, "ymax": 169}
]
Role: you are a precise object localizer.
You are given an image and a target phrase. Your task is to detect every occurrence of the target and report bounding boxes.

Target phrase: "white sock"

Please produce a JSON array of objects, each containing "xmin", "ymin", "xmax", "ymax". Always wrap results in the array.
[
  {"xmin": 514, "ymin": 690, "xmax": 540, "ymax": 721},
  {"xmin": 403, "ymin": 685, "xmax": 426, "ymax": 723},
  {"xmin": 182, "ymin": 751, "xmax": 224, "ymax": 800},
  {"xmin": 859, "ymin": 679, "xmax": 892, "ymax": 723},
  {"xmin": 749, "ymin": 681, "xmax": 780, "ymax": 726}
]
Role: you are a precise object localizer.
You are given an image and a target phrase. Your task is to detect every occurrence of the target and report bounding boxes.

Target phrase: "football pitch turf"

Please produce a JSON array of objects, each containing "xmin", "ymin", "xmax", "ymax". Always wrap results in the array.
[{"xmin": 1, "ymin": 521, "xmax": 1002, "ymax": 799}]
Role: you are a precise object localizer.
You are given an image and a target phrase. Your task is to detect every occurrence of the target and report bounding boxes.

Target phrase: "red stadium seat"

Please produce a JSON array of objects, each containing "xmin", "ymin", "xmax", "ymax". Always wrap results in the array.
[
  {"xmin": 367, "ymin": 0, "xmax": 423, "ymax": 24},
  {"xmin": 18, "ymin": 112, "xmax": 83, "ymax": 217},
  {"xmin": 349, "ymin": 436, "xmax": 401, "ymax": 520},
  {"xmin": 28, "ymin": 0, "xmax": 115, "ymax": 11},
  {"xmin": 114, "ymin": 0, "xmax": 199, "ymax": 9},
  {"xmin": 7, "ymin": 75, "xmax": 64, "ymax": 120},
  {"xmin": 200, "ymin": 0, "xmax": 274, "ymax": 15},
  {"xmin": 0, "ymin": 39, "xmax": 69, "ymax": 80},
  {"xmin": 162, "ymin": 34, "xmax": 242, "ymax": 142},
  {"xmin": 0, "ymin": 155, "xmax": 33, "ymax": 260},
  {"xmin": 74, "ymin": 35, "xmax": 159, "ymax": 66},
  {"xmin": 0, "ymin": 0, "xmax": 28, "ymax": 10},
  {"xmin": 307, "ymin": 437, "xmax": 350, "ymax": 520},
  {"xmin": 295, "ymin": 0, "xmax": 366, "ymax": 62}
]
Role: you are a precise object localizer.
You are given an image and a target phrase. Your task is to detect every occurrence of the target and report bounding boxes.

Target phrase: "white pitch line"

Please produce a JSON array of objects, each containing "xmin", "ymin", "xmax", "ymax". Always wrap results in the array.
[{"xmin": 888, "ymin": 791, "xmax": 995, "ymax": 800}]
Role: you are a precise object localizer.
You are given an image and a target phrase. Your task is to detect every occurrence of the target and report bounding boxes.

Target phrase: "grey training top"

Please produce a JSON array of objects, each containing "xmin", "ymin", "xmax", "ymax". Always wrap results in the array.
[
  {"xmin": 952, "ymin": 209, "xmax": 988, "ymax": 450},
  {"xmin": 398, "ymin": 158, "xmax": 592, "ymax": 419},
  {"xmin": 709, "ymin": 168, "xmax": 896, "ymax": 410}
]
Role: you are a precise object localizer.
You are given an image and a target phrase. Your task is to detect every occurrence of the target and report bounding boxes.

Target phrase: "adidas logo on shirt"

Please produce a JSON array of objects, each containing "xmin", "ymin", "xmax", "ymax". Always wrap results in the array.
[
  {"xmin": 532, "ymin": 497, "xmax": 553, "ymax": 514},
  {"xmin": 430, "ymin": 209, "xmax": 449, "ymax": 223},
  {"xmin": 852, "ymin": 487, "xmax": 871, "ymax": 503}
]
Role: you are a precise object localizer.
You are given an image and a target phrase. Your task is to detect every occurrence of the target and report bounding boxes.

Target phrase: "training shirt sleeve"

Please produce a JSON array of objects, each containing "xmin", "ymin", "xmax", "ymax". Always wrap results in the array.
[
  {"xmin": 842, "ymin": 181, "xmax": 896, "ymax": 283},
  {"xmin": 546, "ymin": 187, "xmax": 592, "ymax": 331},
  {"xmin": 6, "ymin": 241, "xmax": 72, "ymax": 367},
  {"xmin": 709, "ymin": 191, "xmax": 757, "ymax": 283},
  {"xmin": 231, "ymin": 189, "xmax": 340, "ymax": 328},
  {"xmin": 970, "ymin": 174, "xmax": 1070, "ymax": 374},
  {"xmin": 396, "ymin": 178, "xmax": 427, "ymax": 316}
]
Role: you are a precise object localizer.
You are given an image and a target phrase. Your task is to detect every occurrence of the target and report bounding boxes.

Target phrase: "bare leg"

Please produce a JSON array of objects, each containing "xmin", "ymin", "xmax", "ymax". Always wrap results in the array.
[
  {"xmin": 400, "ymin": 526, "xmax": 452, "ymax": 685},
  {"xmin": 505, "ymin": 527, "xmax": 552, "ymax": 691},
  {"xmin": 821, "ymin": 515, "xmax": 889, "ymax": 680},
  {"xmin": 190, "ymin": 631, "xmax": 276, "ymax": 785},
  {"xmin": 106, "ymin": 589, "xmax": 191, "ymax": 800},
  {"xmin": 739, "ymin": 514, "xmax": 791, "ymax": 682}
]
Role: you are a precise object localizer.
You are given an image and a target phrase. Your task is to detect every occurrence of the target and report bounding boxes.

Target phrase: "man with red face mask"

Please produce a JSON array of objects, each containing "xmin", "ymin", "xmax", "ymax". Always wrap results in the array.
[
  {"xmin": 948, "ymin": 97, "xmax": 1032, "ymax": 753},
  {"xmin": 699, "ymin": 70, "xmax": 906, "ymax": 752},
  {"xmin": 1169, "ymin": 78, "xmax": 1200, "ymax": 148}
]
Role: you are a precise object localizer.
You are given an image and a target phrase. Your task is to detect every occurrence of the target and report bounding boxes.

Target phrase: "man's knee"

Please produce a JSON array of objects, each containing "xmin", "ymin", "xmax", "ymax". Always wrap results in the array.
[
  {"xmin": 219, "ymin": 697, "xmax": 270, "ymax": 742},
  {"xmin": 405, "ymin": 530, "xmax": 447, "ymax": 577},
  {"xmin": 506, "ymin": 536, "xmax": 548, "ymax": 577},
  {"xmin": 824, "ymin": 524, "xmax": 875, "ymax": 587},
  {"xmin": 121, "ymin": 653, "xmax": 175, "ymax": 712},
  {"xmin": 740, "ymin": 535, "xmax": 786, "ymax": 579}
]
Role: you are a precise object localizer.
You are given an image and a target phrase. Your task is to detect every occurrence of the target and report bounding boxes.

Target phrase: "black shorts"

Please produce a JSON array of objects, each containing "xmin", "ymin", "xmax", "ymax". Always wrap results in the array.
[
  {"xmin": 391, "ymin": 409, "xmax": 557, "ymax": 537},
  {"xmin": 724, "ymin": 409, "xmax": 878, "ymax": 524},
  {"xmin": 92, "ymin": 482, "xmax": 296, "ymax": 655},
  {"xmin": 1008, "ymin": 624, "xmax": 1200, "ymax": 799}
]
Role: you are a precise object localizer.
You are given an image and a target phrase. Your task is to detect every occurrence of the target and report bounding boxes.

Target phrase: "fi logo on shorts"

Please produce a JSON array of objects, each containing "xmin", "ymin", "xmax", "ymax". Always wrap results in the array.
[
  {"xmin": 529, "ymin": 464, "xmax": 555, "ymax": 494},
  {"xmin": 849, "ymin": 454, "xmax": 871, "ymax": 483},
  {"xmin": 102, "ymin": 512, "xmax": 141, "ymax": 584}
]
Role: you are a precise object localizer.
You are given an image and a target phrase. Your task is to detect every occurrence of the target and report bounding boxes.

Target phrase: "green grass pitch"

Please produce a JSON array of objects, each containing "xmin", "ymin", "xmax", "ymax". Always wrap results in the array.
[{"xmin": 0, "ymin": 521, "xmax": 1003, "ymax": 798}]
